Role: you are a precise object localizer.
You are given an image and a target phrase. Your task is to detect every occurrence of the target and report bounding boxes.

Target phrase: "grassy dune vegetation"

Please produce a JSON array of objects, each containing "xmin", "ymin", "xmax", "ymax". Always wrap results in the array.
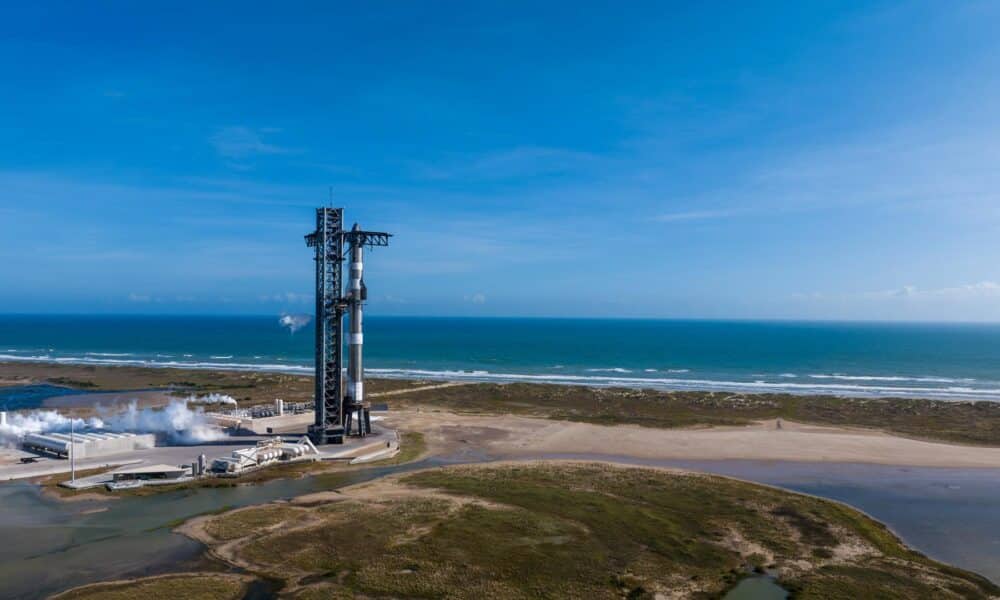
[
  {"xmin": 0, "ymin": 362, "xmax": 417, "ymax": 408},
  {"xmin": 52, "ymin": 573, "xmax": 249, "ymax": 600},
  {"xmin": 191, "ymin": 463, "xmax": 997, "ymax": 599},
  {"xmin": 5, "ymin": 362, "xmax": 1000, "ymax": 445},
  {"xmin": 390, "ymin": 382, "xmax": 1000, "ymax": 445}
]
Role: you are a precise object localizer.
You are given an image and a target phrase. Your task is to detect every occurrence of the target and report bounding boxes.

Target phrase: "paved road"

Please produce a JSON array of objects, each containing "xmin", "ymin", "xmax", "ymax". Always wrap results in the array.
[{"xmin": 0, "ymin": 437, "xmax": 264, "ymax": 481}]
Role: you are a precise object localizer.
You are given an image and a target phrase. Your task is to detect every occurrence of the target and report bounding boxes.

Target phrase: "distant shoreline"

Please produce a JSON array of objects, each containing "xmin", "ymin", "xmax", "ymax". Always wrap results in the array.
[
  {"xmin": 4, "ymin": 360, "xmax": 1000, "ymax": 449},
  {"xmin": 6, "ymin": 314, "xmax": 1000, "ymax": 402},
  {"xmin": 2, "ymin": 356, "xmax": 999, "ymax": 403}
]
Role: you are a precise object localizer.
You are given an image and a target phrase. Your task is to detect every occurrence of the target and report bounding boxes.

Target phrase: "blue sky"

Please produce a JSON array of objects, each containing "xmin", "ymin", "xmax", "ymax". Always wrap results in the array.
[{"xmin": 2, "ymin": 1, "xmax": 1000, "ymax": 320}]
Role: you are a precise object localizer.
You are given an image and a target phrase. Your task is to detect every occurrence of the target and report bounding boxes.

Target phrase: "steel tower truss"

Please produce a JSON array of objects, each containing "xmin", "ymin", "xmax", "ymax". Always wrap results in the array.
[{"xmin": 305, "ymin": 208, "xmax": 391, "ymax": 445}]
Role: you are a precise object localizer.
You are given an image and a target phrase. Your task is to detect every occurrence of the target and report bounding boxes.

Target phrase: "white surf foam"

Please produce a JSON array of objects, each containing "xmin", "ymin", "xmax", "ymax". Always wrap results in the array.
[
  {"xmin": 365, "ymin": 368, "xmax": 1000, "ymax": 401},
  {"xmin": 3, "ymin": 353, "xmax": 999, "ymax": 402},
  {"xmin": 808, "ymin": 374, "xmax": 974, "ymax": 383}
]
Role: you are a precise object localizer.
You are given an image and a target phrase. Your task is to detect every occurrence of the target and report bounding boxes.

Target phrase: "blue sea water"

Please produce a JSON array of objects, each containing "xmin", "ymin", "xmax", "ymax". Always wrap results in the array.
[
  {"xmin": 0, "ymin": 384, "xmax": 98, "ymax": 411},
  {"xmin": 2, "ymin": 314, "xmax": 1000, "ymax": 401}
]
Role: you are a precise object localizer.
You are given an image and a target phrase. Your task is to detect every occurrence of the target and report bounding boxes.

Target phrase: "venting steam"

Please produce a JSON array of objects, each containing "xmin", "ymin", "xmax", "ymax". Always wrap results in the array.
[
  {"xmin": 185, "ymin": 393, "xmax": 238, "ymax": 407},
  {"xmin": 0, "ymin": 411, "xmax": 98, "ymax": 441},
  {"xmin": 100, "ymin": 400, "xmax": 225, "ymax": 444},
  {"xmin": 0, "ymin": 398, "xmax": 227, "ymax": 446},
  {"xmin": 280, "ymin": 313, "xmax": 312, "ymax": 334}
]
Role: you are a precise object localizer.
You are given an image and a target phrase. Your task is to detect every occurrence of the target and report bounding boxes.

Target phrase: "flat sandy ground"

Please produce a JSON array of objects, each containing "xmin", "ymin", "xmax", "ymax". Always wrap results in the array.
[
  {"xmin": 387, "ymin": 409, "xmax": 1000, "ymax": 468},
  {"xmin": 42, "ymin": 390, "xmax": 176, "ymax": 411}
]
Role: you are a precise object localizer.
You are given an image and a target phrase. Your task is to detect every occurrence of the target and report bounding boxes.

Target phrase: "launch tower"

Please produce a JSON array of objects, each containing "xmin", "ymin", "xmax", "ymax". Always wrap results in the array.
[{"xmin": 305, "ymin": 208, "xmax": 391, "ymax": 444}]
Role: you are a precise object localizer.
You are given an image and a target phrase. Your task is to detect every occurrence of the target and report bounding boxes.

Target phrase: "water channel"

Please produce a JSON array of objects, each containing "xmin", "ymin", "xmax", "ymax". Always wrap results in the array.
[{"xmin": 1, "ymin": 452, "xmax": 997, "ymax": 599}]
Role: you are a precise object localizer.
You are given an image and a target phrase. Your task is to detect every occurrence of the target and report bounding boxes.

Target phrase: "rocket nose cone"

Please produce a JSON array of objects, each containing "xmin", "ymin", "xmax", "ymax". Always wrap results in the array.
[{"xmin": 352, "ymin": 223, "xmax": 360, "ymax": 231}]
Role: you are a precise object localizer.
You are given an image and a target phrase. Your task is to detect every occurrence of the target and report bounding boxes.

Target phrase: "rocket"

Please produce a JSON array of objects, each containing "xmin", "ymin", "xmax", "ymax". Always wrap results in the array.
[
  {"xmin": 346, "ymin": 223, "xmax": 370, "ymax": 435},
  {"xmin": 306, "ymin": 207, "xmax": 388, "ymax": 444}
]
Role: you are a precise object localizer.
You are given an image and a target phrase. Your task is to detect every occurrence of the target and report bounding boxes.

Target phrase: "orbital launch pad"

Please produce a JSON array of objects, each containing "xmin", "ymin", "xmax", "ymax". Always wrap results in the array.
[{"xmin": 305, "ymin": 207, "xmax": 391, "ymax": 445}]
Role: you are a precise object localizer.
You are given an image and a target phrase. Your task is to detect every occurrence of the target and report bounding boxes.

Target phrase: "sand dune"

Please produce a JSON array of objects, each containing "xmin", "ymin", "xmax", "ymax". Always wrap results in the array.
[{"xmin": 390, "ymin": 410, "xmax": 1000, "ymax": 468}]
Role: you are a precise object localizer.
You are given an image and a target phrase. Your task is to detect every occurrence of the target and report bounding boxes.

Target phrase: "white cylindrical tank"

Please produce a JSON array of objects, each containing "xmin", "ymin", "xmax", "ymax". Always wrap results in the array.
[
  {"xmin": 23, "ymin": 432, "xmax": 72, "ymax": 456},
  {"xmin": 275, "ymin": 398, "xmax": 284, "ymax": 416}
]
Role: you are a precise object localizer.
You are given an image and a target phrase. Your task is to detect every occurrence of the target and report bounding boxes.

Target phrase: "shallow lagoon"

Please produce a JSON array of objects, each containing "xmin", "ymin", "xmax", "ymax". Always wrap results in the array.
[
  {"xmin": 0, "ymin": 384, "xmax": 95, "ymax": 411},
  {"xmin": 1, "ymin": 455, "xmax": 997, "ymax": 599},
  {"xmin": 0, "ymin": 458, "xmax": 453, "ymax": 599}
]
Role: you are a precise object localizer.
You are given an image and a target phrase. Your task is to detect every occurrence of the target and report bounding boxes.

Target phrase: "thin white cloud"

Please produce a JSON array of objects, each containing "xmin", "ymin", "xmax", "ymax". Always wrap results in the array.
[
  {"xmin": 210, "ymin": 127, "xmax": 290, "ymax": 159},
  {"xmin": 796, "ymin": 281, "xmax": 1000, "ymax": 303},
  {"xmin": 654, "ymin": 209, "xmax": 740, "ymax": 223},
  {"xmin": 258, "ymin": 292, "xmax": 311, "ymax": 304},
  {"xmin": 413, "ymin": 146, "xmax": 601, "ymax": 181},
  {"xmin": 867, "ymin": 281, "xmax": 1000, "ymax": 300},
  {"xmin": 788, "ymin": 281, "xmax": 1000, "ymax": 321}
]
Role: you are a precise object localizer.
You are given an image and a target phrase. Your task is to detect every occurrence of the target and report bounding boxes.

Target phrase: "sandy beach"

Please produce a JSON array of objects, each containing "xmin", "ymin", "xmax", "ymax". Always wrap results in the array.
[{"xmin": 388, "ymin": 409, "xmax": 1000, "ymax": 468}]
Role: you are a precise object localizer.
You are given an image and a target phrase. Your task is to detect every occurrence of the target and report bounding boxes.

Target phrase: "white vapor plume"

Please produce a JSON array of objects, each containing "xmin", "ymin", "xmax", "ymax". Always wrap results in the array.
[
  {"xmin": 0, "ymin": 410, "xmax": 100, "ymax": 444},
  {"xmin": 100, "ymin": 400, "xmax": 226, "ymax": 444},
  {"xmin": 185, "ymin": 393, "xmax": 238, "ymax": 407},
  {"xmin": 279, "ymin": 313, "xmax": 311, "ymax": 333},
  {"xmin": 0, "ymin": 400, "xmax": 227, "ymax": 446}
]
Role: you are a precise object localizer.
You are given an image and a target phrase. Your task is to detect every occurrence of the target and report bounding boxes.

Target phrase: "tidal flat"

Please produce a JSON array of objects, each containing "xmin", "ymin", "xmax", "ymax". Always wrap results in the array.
[{"xmin": 177, "ymin": 462, "xmax": 998, "ymax": 599}]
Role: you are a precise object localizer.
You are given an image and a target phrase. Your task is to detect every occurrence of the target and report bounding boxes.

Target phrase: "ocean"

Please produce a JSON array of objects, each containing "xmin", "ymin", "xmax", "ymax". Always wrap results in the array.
[{"xmin": 2, "ymin": 314, "xmax": 1000, "ymax": 401}]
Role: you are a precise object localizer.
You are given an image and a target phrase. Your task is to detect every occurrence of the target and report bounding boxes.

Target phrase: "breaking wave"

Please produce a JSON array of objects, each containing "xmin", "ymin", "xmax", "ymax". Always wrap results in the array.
[
  {"xmin": 0, "ymin": 353, "xmax": 313, "ymax": 373},
  {"xmin": 1, "ymin": 352, "xmax": 999, "ymax": 402},
  {"xmin": 808, "ymin": 374, "xmax": 975, "ymax": 383},
  {"xmin": 363, "ymin": 368, "xmax": 1000, "ymax": 401}
]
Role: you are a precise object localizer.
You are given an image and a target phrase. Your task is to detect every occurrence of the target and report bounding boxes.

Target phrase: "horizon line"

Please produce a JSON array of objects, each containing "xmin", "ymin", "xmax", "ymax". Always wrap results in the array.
[{"xmin": 2, "ymin": 312, "xmax": 1000, "ymax": 326}]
